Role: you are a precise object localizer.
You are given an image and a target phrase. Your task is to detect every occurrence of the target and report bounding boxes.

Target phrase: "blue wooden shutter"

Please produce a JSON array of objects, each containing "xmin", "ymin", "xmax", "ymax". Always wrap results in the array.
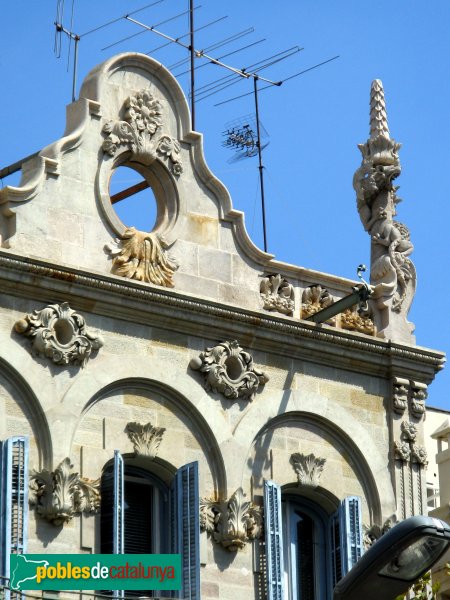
[
  {"xmin": 264, "ymin": 480, "xmax": 284, "ymax": 600},
  {"xmin": 172, "ymin": 462, "xmax": 199, "ymax": 600},
  {"xmin": 329, "ymin": 510, "xmax": 342, "ymax": 589},
  {"xmin": 112, "ymin": 450, "xmax": 124, "ymax": 600},
  {"xmin": 113, "ymin": 450, "xmax": 124, "ymax": 555},
  {"xmin": 339, "ymin": 496, "xmax": 363, "ymax": 576},
  {"xmin": 0, "ymin": 436, "xmax": 29, "ymax": 593}
]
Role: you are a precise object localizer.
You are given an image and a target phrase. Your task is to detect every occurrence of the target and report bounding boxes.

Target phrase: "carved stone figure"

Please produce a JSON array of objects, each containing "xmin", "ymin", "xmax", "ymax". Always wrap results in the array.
[
  {"xmin": 301, "ymin": 285, "xmax": 335, "ymax": 325},
  {"xmin": 102, "ymin": 89, "xmax": 183, "ymax": 175},
  {"xmin": 29, "ymin": 458, "xmax": 100, "ymax": 526},
  {"xmin": 260, "ymin": 274, "xmax": 295, "ymax": 316},
  {"xmin": 200, "ymin": 488, "xmax": 263, "ymax": 551},
  {"xmin": 353, "ymin": 80, "xmax": 416, "ymax": 338},
  {"xmin": 189, "ymin": 340, "xmax": 268, "ymax": 401},
  {"xmin": 105, "ymin": 227, "xmax": 178, "ymax": 287},
  {"xmin": 290, "ymin": 453, "xmax": 326, "ymax": 488},
  {"xmin": 126, "ymin": 421, "xmax": 166, "ymax": 459},
  {"xmin": 14, "ymin": 302, "xmax": 103, "ymax": 367}
]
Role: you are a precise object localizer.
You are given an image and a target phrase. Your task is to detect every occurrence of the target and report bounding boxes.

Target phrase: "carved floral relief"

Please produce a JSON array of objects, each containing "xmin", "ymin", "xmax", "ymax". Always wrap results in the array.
[
  {"xmin": 102, "ymin": 89, "xmax": 183, "ymax": 176},
  {"xmin": 29, "ymin": 458, "xmax": 100, "ymax": 526},
  {"xmin": 14, "ymin": 302, "xmax": 103, "ymax": 367},
  {"xmin": 394, "ymin": 420, "xmax": 427, "ymax": 465},
  {"xmin": 260, "ymin": 274, "xmax": 295, "ymax": 316},
  {"xmin": 189, "ymin": 340, "xmax": 268, "ymax": 401},
  {"xmin": 340, "ymin": 306, "xmax": 375, "ymax": 336},
  {"xmin": 290, "ymin": 453, "xmax": 326, "ymax": 488},
  {"xmin": 200, "ymin": 488, "xmax": 263, "ymax": 551},
  {"xmin": 126, "ymin": 421, "xmax": 165, "ymax": 459},
  {"xmin": 105, "ymin": 227, "xmax": 178, "ymax": 287}
]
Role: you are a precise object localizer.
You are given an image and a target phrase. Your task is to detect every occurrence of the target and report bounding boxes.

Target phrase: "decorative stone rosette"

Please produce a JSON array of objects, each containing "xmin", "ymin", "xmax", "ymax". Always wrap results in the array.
[
  {"xmin": 126, "ymin": 421, "xmax": 165, "ymax": 459},
  {"xmin": 105, "ymin": 227, "xmax": 179, "ymax": 287},
  {"xmin": 260, "ymin": 274, "xmax": 295, "ymax": 316},
  {"xmin": 290, "ymin": 452, "xmax": 326, "ymax": 488},
  {"xmin": 29, "ymin": 458, "xmax": 100, "ymax": 526},
  {"xmin": 189, "ymin": 340, "xmax": 268, "ymax": 401},
  {"xmin": 393, "ymin": 420, "xmax": 427, "ymax": 465},
  {"xmin": 102, "ymin": 89, "xmax": 183, "ymax": 176},
  {"xmin": 200, "ymin": 488, "xmax": 262, "ymax": 551},
  {"xmin": 14, "ymin": 302, "xmax": 103, "ymax": 367}
]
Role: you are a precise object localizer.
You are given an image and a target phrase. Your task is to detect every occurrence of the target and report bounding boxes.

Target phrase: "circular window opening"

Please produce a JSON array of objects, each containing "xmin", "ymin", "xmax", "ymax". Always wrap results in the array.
[
  {"xmin": 53, "ymin": 319, "xmax": 73, "ymax": 345},
  {"xmin": 109, "ymin": 166, "xmax": 157, "ymax": 232},
  {"xmin": 224, "ymin": 356, "xmax": 243, "ymax": 381}
]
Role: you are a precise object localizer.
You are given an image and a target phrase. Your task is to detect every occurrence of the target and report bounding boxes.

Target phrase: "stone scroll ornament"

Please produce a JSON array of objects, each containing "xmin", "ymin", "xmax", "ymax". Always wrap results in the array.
[
  {"xmin": 260, "ymin": 274, "xmax": 295, "ymax": 316},
  {"xmin": 102, "ymin": 89, "xmax": 181, "ymax": 288},
  {"xmin": 29, "ymin": 458, "xmax": 100, "ymax": 526},
  {"xmin": 200, "ymin": 488, "xmax": 263, "ymax": 551},
  {"xmin": 189, "ymin": 340, "xmax": 269, "ymax": 401},
  {"xmin": 14, "ymin": 302, "xmax": 103, "ymax": 367},
  {"xmin": 353, "ymin": 80, "xmax": 416, "ymax": 332}
]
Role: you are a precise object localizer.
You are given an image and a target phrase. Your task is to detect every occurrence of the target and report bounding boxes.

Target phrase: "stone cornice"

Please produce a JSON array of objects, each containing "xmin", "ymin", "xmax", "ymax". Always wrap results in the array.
[{"xmin": 0, "ymin": 251, "xmax": 444, "ymax": 383}]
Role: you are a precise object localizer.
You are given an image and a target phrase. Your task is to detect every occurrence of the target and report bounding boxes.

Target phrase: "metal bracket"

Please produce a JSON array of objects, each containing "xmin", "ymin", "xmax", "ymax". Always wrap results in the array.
[{"xmin": 304, "ymin": 264, "xmax": 373, "ymax": 325}]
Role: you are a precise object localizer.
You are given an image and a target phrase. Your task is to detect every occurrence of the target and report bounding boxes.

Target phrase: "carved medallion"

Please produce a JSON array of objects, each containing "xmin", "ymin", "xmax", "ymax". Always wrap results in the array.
[
  {"xmin": 29, "ymin": 458, "xmax": 100, "ymax": 526},
  {"xmin": 200, "ymin": 488, "xmax": 262, "ymax": 551},
  {"xmin": 189, "ymin": 340, "xmax": 268, "ymax": 401},
  {"xmin": 14, "ymin": 302, "xmax": 103, "ymax": 367}
]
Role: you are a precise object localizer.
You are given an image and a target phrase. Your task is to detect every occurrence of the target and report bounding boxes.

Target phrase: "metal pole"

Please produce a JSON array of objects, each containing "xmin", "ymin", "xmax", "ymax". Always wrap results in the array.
[
  {"xmin": 253, "ymin": 76, "xmax": 268, "ymax": 253},
  {"xmin": 189, "ymin": 0, "xmax": 195, "ymax": 130},
  {"xmin": 72, "ymin": 35, "xmax": 80, "ymax": 102}
]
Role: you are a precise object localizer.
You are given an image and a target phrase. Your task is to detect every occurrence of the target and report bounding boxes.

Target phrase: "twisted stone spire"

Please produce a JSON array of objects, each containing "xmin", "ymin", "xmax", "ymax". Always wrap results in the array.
[{"xmin": 369, "ymin": 79, "xmax": 390, "ymax": 139}]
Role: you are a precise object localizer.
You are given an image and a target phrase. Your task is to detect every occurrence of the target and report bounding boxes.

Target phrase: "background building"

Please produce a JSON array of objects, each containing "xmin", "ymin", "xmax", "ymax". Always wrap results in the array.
[{"xmin": 0, "ymin": 53, "xmax": 445, "ymax": 600}]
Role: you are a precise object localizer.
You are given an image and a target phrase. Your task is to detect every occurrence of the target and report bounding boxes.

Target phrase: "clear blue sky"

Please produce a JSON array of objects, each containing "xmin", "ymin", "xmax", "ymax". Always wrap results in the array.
[{"xmin": 1, "ymin": 1, "xmax": 449, "ymax": 409}]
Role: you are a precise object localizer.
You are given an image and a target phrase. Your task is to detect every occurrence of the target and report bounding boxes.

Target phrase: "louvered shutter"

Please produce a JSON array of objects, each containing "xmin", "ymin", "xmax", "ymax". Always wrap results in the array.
[
  {"xmin": 0, "ymin": 436, "xmax": 29, "ymax": 596},
  {"xmin": 339, "ymin": 496, "xmax": 363, "ymax": 576},
  {"xmin": 329, "ymin": 510, "xmax": 342, "ymax": 589},
  {"xmin": 112, "ymin": 450, "xmax": 124, "ymax": 600},
  {"xmin": 172, "ymin": 462, "xmax": 199, "ymax": 600},
  {"xmin": 264, "ymin": 480, "xmax": 284, "ymax": 600}
]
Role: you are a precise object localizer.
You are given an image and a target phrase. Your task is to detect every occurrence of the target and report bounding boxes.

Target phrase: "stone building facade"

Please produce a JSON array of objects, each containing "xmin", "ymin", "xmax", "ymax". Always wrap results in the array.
[{"xmin": 0, "ymin": 53, "xmax": 445, "ymax": 600}]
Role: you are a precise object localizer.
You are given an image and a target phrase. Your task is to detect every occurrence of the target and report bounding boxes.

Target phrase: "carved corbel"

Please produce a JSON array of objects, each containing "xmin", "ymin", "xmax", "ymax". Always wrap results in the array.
[
  {"xmin": 410, "ymin": 381, "xmax": 427, "ymax": 418},
  {"xmin": 14, "ymin": 302, "xmax": 103, "ymax": 367},
  {"xmin": 392, "ymin": 377, "xmax": 409, "ymax": 415},
  {"xmin": 29, "ymin": 458, "xmax": 100, "ymax": 526},
  {"xmin": 200, "ymin": 488, "xmax": 262, "ymax": 551},
  {"xmin": 126, "ymin": 421, "xmax": 166, "ymax": 459},
  {"xmin": 260, "ymin": 274, "xmax": 295, "ymax": 316},
  {"xmin": 363, "ymin": 515, "xmax": 397, "ymax": 549},
  {"xmin": 290, "ymin": 453, "xmax": 326, "ymax": 488},
  {"xmin": 189, "ymin": 340, "xmax": 268, "ymax": 401}
]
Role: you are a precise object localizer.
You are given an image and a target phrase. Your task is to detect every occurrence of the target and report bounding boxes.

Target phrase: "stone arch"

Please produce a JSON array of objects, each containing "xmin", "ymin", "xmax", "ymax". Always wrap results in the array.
[
  {"xmin": 234, "ymin": 388, "xmax": 395, "ymax": 523},
  {"xmin": 0, "ymin": 356, "xmax": 52, "ymax": 469}
]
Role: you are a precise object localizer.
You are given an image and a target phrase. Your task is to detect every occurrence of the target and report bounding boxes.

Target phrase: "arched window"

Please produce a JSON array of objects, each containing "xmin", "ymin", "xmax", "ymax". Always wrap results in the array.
[
  {"xmin": 264, "ymin": 481, "xmax": 364, "ymax": 600},
  {"xmin": 100, "ymin": 463, "xmax": 168, "ymax": 556}
]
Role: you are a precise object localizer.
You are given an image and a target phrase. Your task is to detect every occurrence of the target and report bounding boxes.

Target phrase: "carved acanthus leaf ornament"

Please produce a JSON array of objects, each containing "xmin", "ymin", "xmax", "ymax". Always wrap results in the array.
[
  {"xmin": 260, "ymin": 274, "xmax": 295, "ymax": 316},
  {"xmin": 200, "ymin": 488, "xmax": 263, "ymax": 551},
  {"xmin": 341, "ymin": 306, "xmax": 375, "ymax": 336},
  {"xmin": 14, "ymin": 302, "xmax": 103, "ymax": 367},
  {"xmin": 353, "ymin": 80, "xmax": 416, "ymax": 317},
  {"xmin": 126, "ymin": 421, "xmax": 166, "ymax": 459},
  {"xmin": 290, "ymin": 453, "xmax": 326, "ymax": 488},
  {"xmin": 189, "ymin": 340, "xmax": 268, "ymax": 401},
  {"xmin": 301, "ymin": 285, "xmax": 335, "ymax": 324},
  {"xmin": 102, "ymin": 89, "xmax": 182, "ymax": 175},
  {"xmin": 105, "ymin": 227, "xmax": 178, "ymax": 287},
  {"xmin": 29, "ymin": 458, "xmax": 100, "ymax": 526}
]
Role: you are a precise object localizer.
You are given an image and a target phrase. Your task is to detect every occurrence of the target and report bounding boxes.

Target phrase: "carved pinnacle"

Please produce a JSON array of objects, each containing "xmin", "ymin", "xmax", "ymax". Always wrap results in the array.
[{"xmin": 370, "ymin": 79, "xmax": 390, "ymax": 139}]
